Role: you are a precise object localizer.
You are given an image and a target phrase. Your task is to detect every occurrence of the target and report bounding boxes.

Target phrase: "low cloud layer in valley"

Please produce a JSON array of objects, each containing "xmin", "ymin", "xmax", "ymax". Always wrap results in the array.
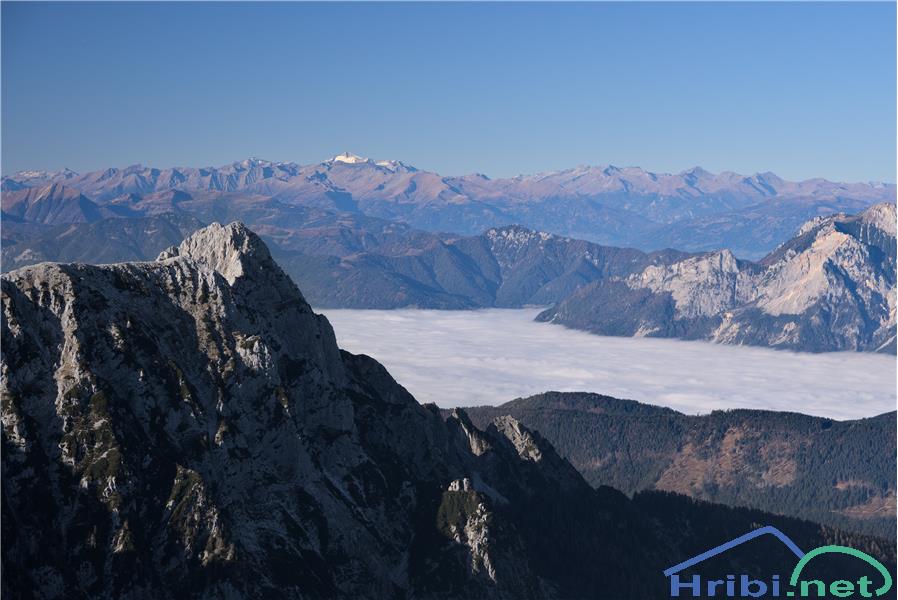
[{"xmin": 321, "ymin": 308, "xmax": 896, "ymax": 420}]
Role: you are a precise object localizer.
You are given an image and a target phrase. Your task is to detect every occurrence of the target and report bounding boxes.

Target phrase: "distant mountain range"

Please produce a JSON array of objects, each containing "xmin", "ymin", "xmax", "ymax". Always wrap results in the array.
[
  {"xmin": 3, "ymin": 155, "xmax": 895, "ymax": 353},
  {"xmin": 459, "ymin": 392, "xmax": 897, "ymax": 540},
  {"xmin": 2, "ymin": 214, "xmax": 204, "ymax": 269},
  {"xmin": 3, "ymin": 153, "xmax": 894, "ymax": 257},
  {"xmin": 2, "ymin": 205, "xmax": 689, "ymax": 308},
  {"xmin": 3, "ymin": 223, "xmax": 893, "ymax": 599},
  {"xmin": 275, "ymin": 224, "xmax": 692, "ymax": 310}
]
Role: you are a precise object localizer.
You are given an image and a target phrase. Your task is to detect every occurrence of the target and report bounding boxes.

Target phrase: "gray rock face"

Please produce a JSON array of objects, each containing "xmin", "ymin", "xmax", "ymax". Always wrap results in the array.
[
  {"xmin": 2, "ymin": 222, "xmax": 362, "ymax": 597},
  {"xmin": 0, "ymin": 222, "xmax": 645, "ymax": 598},
  {"xmin": 5, "ymin": 222, "xmax": 893, "ymax": 599},
  {"xmin": 539, "ymin": 203, "xmax": 897, "ymax": 352}
]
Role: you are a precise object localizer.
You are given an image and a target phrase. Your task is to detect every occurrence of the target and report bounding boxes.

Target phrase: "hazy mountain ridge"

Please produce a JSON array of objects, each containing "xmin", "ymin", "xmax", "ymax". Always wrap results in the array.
[
  {"xmin": 1, "ymin": 208, "xmax": 689, "ymax": 310},
  {"xmin": 279, "ymin": 224, "xmax": 690, "ymax": 310},
  {"xmin": 2, "ymin": 223, "xmax": 893, "ymax": 599},
  {"xmin": 642, "ymin": 195, "xmax": 889, "ymax": 258},
  {"xmin": 1, "ymin": 183, "xmax": 109, "ymax": 225},
  {"xmin": 4, "ymin": 154, "xmax": 894, "ymax": 257},
  {"xmin": 1, "ymin": 214, "xmax": 204, "ymax": 271},
  {"xmin": 458, "ymin": 392, "xmax": 897, "ymax": 540}
]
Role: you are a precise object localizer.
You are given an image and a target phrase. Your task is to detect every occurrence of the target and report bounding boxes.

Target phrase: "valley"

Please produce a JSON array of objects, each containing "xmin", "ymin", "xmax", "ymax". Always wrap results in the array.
[{"xmin": 321, "ymin": 307, "xmax": 897, "ymax": 419}]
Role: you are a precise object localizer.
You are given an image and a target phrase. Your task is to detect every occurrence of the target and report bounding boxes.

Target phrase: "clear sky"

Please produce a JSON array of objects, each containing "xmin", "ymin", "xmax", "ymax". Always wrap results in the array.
[{"xmin": 2, "ymin": 2, "xmax": 895, "ymax": 182}]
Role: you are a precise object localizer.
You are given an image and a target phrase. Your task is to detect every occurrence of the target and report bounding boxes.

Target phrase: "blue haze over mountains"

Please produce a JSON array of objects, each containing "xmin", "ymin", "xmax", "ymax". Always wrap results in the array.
[
  {"xmin": 2, "ymin": 153, "xmax": 895, "ymax": 352},
  {"xmin": 3, "ymin": 153, "xmax": 893, "ymax": 258}
]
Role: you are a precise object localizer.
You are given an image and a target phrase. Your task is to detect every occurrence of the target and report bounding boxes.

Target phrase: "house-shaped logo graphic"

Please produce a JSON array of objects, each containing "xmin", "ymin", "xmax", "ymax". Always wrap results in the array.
[
  {"xmin": 664, "ymin": 526, "xmax": 806, "ymax": 578},
  {"xmin": 662, "ymin": 525, "xmax": 893, "ymax": 598}
]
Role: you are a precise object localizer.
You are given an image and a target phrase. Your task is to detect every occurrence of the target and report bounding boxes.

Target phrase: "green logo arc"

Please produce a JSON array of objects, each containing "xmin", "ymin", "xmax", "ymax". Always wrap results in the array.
[{"xmin": 789, "ymin": 545, "xmax": 893, "ymax": 597}]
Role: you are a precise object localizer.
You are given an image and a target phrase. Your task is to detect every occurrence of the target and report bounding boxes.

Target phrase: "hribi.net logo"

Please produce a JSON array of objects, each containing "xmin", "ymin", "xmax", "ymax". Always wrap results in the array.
[{"xmin": 663, "ymin": 526, "xmax": 893, "ymax": 598}]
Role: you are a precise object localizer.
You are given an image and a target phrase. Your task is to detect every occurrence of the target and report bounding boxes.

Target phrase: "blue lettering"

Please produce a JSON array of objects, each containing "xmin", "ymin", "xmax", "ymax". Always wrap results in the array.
[
  {"xmin": 740, "ymin": 575, "xmax": 768, "ymax": 597},
  {"xmin": 671, "ymin": 574, "xmax": 701, "ymax": 597}
]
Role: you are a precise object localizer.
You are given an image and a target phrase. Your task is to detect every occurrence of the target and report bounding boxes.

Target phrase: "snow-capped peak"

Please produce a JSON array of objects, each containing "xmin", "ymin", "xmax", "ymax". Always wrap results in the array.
[
  {"xmin": 330, "ymin": 152, "xmax": 370, "ymax": 165},
  {"xmin": 374, "ymin": 159, "xmax": 417, "ymax": 173},
  {"xmin": 326, "ymin": 153, "xmax": 416, "ymax": 173},
  {"xmin": 14, "ymin": 168, "xmax": 79, "ymax": 180},
  {"xmin": 374, "ymin": 159, "xmax": 400, "ymax": 171}
]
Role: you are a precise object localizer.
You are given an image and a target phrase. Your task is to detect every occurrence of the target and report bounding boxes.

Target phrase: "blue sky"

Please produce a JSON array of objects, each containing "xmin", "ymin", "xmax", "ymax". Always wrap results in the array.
[{"xmin": 2, "ymin": 2, "xmax": 895, "ymax": 182}]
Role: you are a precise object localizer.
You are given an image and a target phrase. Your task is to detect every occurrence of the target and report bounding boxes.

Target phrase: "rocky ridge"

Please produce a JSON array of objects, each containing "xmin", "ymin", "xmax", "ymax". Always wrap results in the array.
[{"xmin": 539, "ymin": 203, "xmax": 897, "ymax": 352}]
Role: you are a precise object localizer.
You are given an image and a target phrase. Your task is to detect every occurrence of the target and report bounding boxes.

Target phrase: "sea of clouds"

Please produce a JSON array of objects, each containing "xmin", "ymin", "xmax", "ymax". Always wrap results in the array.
[{"xmin": 320, "ymin": 308, "xmax": 896, "ymax": 420}]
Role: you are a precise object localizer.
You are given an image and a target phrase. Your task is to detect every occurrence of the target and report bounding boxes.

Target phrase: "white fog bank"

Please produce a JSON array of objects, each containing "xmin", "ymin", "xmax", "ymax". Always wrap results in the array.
[{"xmin": 320, "ymin": 308, "xmax": 897, "ymax": 420}]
